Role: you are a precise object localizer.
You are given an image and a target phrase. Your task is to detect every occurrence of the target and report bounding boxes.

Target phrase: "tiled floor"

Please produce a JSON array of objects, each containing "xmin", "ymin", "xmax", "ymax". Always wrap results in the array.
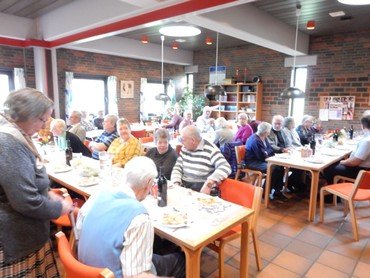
[
  {"xmin": 201, "ymin": 197, "xmax": 370, "ymax": 277},
  {"xmin": 55, "ymin": 196, "xmax": 370, "ymax": 277}
]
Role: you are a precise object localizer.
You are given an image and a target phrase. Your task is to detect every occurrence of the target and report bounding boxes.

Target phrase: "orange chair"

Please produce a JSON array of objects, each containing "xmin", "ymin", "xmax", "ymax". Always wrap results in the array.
[
  {"xmin": 320, "ymin": 170, "xmax": 370, "ymax": 241},
  {"xmin": 234, "ymin": 145, "xmax": 263, "ymax": 187},
  {"xmin": 55, "ymin": 231, "xmax": 114, "ymax": 278},
  {"xmin": 139, "ymin": 136, "xmax": 154, "ymax": 143},
  {"xmin": 208, "ymin": 179, "xmax": 263, "ymax": 276},
  {"xmin": 175, "ymin": 144, "xmax": 182, "ymax": 155},
  {"xmin": 131, "ymin": 129, "xmax": 147, "ymax": 139}
]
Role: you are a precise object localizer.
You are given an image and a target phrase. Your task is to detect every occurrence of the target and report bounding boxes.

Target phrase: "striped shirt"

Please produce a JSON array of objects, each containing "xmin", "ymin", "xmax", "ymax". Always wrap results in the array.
[
  {"xmin": 91, "ymin": 130, "xmax": 119, "ymax": 159},
  {"xmin": 171, "ymin": 139, "xmax": 231, "ymax": 184},
  {"xmin": 108, "ymin": 136, "xmax": 143, "ymax": 167}
]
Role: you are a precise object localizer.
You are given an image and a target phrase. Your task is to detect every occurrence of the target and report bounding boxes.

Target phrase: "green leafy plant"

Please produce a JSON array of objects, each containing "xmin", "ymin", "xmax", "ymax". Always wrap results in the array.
[{"xmin": 178, "ymin": 87, "xmax": 205, "ymax": 120}]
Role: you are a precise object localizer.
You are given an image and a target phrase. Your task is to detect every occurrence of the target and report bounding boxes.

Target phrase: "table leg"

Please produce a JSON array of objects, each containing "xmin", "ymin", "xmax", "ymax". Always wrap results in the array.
[
  {"xmin": 308, "ymin": 170, "xmax": 319, "ymax": 222},
  {"xmin": 182, "ymin": 246, "xmax": 203, "ymax": 278},
  {"xmin": 240, "ymin": 221, "xmax": 249, "ymax": 278},
  {"xmin": 264, "ymin": 162, "xmax": 273, "ymax": 207}
]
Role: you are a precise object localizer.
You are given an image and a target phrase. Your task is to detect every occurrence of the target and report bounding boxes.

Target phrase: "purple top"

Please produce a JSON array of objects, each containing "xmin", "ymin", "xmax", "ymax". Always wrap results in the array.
[
  {"xmin": 234, "ymin": 124, "xmax": 254, "ymax": 144},
  {"xmin": 163, "ymin": 114, "xmax": 183, "ymax": 130}
]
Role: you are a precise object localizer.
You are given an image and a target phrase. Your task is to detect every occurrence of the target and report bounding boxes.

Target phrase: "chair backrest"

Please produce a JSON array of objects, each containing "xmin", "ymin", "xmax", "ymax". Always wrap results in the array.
[
  {"xmin": 219, "ymin": 178, "xmax": 263, "ymax": 228},
  {"xmin": 357, "ymin": 170, "xmax": 370, "ymax": 190},
  {"xmin": 55, "ymin": 231, "xmax": 114, "ymax": 278},
  {"xmin": 139, "ymin": 136, "xmax": 154, "ymax": 143},
  {"xmin": 131, "ymin": 129, "xmax": 146, "ymax": 139},
  {"xmin": 220, "ymin": 141, "xmax": 243, "ymax": 178},
  {"xmin": 175, "ymin": 144, "xmax": 182, "ymax": 155},
  {"xmin": 235, "ymin": 145, "xmax": 246, "ymax": 165}
]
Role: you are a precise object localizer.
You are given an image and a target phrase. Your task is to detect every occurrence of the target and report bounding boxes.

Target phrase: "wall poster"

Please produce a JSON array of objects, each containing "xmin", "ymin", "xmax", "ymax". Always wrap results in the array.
[
  {"xmin": 120, "ymin": 80, "xmax": 134, "ymax": 98},
  {"xmin": 319, "ymin": 96, "xmax": 355, "ymax": 121}
]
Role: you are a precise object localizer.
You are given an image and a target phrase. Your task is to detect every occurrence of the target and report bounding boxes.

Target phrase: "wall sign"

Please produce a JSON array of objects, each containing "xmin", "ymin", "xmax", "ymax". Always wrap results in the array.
[
  {"xmin": 319, "ymin": 96, "xmax": 355, "ymax": 121},
  {"xmin": 120, "ymin": 80, "xmax": 134, "ymax": 98}
]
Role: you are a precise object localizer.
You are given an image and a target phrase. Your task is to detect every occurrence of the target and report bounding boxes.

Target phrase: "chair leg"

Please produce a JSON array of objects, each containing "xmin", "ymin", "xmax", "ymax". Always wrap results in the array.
[
  {"xmin": 348, "ymin": 201, "xmax": 359, "ymax": 241},
  {"xmin": 235, "ymin": 170, "xmax": 240, "ymax": 180},
  {"xmin": 251, "ymin": 228, "xmax": 262, "ymax": 271},
  {"xmin": 218, "ymin": 241, "xmax": 227, "ymax": 278},
  {"xmin": 319, "ymin": 188, "xmax": 326, "ymax": 222},
  {"xmin": 343, "ymin": 200, "xmax": 349, "ymax": 217}
]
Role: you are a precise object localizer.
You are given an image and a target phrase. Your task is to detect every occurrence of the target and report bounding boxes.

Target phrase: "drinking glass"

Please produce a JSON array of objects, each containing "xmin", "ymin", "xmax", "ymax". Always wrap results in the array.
[{"xmin": 99, "ymin": 151, "xmax": 112, "ymax": 177}]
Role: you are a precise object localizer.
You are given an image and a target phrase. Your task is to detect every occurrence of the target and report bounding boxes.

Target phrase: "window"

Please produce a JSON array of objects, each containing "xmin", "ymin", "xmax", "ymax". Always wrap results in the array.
[
  {"xmin": 0, "ymin": 70, "xmax": 14, "ymax": 110},
  {"xmin": 140, "ymin": 82, "xmax": 167, "ymax": 121},
  {"xmin": 71, "ymin": 77, "xmax": 106, "ymax": 115},
  {"xmin": 289, "ymin": 67, "xmax": 307, "ymax": 123}
]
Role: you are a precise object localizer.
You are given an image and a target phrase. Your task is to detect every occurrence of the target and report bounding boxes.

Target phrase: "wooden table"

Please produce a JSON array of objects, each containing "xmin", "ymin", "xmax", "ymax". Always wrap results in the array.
[
  {"xmin": 265, "ymin": 145, "xmax": 354, "ymax": 221},
  {"xmin": 46, "ymin": 163, "xmax": 254, "ymax": 278}
]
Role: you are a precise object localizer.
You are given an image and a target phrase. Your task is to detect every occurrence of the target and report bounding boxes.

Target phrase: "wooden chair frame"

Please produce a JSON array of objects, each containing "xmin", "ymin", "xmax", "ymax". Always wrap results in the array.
[{"xmin": 234, "ymin": 145, "xmax": 264, "ymax": 187}]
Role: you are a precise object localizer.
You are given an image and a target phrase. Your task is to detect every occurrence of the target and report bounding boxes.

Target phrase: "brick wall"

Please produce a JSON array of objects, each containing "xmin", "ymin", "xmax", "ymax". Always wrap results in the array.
[
  {"xmin": 56, "ymin": 48, "xmax": 184, "ymax": 122},
  {"xmin": 0, "ymin": 45, "xmax": 35, "ymax": 89},
  {"xmin": 193, "ymin": 30, "xmax": 370, "ymax": 130}
]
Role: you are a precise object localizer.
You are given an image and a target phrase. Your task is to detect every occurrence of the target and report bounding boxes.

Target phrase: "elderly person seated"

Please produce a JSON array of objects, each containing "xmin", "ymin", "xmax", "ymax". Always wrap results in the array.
[
  {"xmin": 179, "ymin": 110, "xmax": 194, "ymax": 131},
  {"xmin": 50, "ymin": 119, "xmax": 91, "ymax": 157},
  {"xmin": 245, "ymin": 122, "xmax": 286, "ymax": 202},
  {"xmin": 296, "ymin": 114, "xmax": 315, "ymax": 145},
  {"xmin": 283, "ymin": 116, "xmax": 301, "ymax": 148},
  {"xmin": 108, "ymin": 118, "xmax": 143, "ymax": 167},
  {"xmin": 171, "ymin": 125, "xmax": 231, "ymax": 194},
  {"xmin": 196, "ymin": 106, "xmax": 214, "ymax": 133},
  {"xmin": 213, "ymin": 117, "xmax": 234, "ymax": 148},
  {"xmin": 145, "ymin": 128, "xmax": 178, "ymax": 180},
  {"xmin": 233, "ymin": 113, "xmax": 253, "ymax": 144},
  {"xmin": 80, "ymin": 110, "xmax": 95, "ymax": 131},
  {"xmin": 67, "ymin": 110, "xmax": 86, "ymax": 142},
  {"xmin": 162, "ymin": 106, "xmax": 183, "ymax": 131},
  {"xmin": 93, "ymin": 110, "xmax": 104, "ymax": 130},
  {"xmin": 76, "ymin": 157, "xmax": 185, "ymax": 278},
  {"xmin": 89, "ymin": 114, "xmax": 119, "ymax": 160}
]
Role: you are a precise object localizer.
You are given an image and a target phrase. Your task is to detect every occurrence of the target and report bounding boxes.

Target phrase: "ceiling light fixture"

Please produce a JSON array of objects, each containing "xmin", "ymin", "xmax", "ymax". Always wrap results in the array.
[
  {"xmin": 205, "ymin": 37, "xmax": 213, "ymax": 45},
  {"xmin": 306, "ymin": 20, "xmax": 315, "ymax": 30},
  {"xmin": 141, "ymin": 35, "xmax": 149, "ymax": 44},
  {"xmin": 155, "ymin": 35, "xmax": 171, "ymax": 103},
  {"xmin": 204, "ymin": 32, "xmax": 226, "ymax": 101},
  {"xmin": 172, "ymin": 42, "xmax": 179, "ymax": 50},
  {"xmin": 280, "ymin": 5, "xmax": 305, "ymax": 100},
  {"xmin": 159, "ymin": 26, "xmax": 201, "ymax": 37},
  {"xmin": 337, "ymin": 0, "xmax": 370, "ymax": 5},
  {"xmin": 329, "ymin": 11, "xmax": 345, "ymax": 17}
]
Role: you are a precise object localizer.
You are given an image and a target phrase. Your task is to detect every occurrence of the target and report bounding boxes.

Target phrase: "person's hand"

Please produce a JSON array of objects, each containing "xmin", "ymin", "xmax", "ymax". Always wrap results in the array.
[
  {"xmin": 200, "ymin": 180, "xmax": 215, "ymax": 195},
  {"xmin": 48, "ymin": 191, "xmax": 64, "ymax": 202},
  {"xmin": 282, "ymin": 148, "xmax": 291, "ymax": 153}
]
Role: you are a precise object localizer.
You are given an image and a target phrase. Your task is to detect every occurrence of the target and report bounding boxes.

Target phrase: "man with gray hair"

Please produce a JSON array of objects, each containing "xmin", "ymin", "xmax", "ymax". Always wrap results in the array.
[
  {"xmin": 77, "ymin": 156, "xmax": 185, "ymax": 278},
  {"xmin": 68, "ymin": 110, "xmax": 86, "ymax": 142},
  {"xmin": 89, "ymin": 114, "xmax": 119, "ymax": 160},
  {"xmin": 171, "ymin": 125, "xmax": 231, "ymax": 193}
]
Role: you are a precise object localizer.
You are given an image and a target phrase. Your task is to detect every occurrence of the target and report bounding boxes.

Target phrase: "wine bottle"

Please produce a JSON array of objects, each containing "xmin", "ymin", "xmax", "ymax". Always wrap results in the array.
[
  {"xmin": 349, "ymin": 125, "xmax": 354, "ymax": 140},
  {"xmin": 309, "ymin": 134, "xmax": 316, "ymax": 155},
  {"xmin": 210, "ymin": 185, "xmax": 221, "ymax": 197},
  {"xmin": 157, "ymin": 166, "xmax": 167, "ymax": 207},
  {"xmin": 65, "ymin": 140, "xmax": 73, "ymax": 166}
]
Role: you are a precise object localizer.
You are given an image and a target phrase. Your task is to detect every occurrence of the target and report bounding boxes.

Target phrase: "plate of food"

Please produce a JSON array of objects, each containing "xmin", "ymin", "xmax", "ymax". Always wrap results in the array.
[
  {"xmin": 52, "ymin": 165, "xmax": 72, "ymax": 173},
  {"xmin": 162, "ymin": 211, "xmax": 189, "ymax": 228},
  {"xmin": 197, "ymin": 196, "xmax": 219, "ymax": 206},
  {"xmin": 78, "ymin": 177, "xmax": 100, "ymax": 187},
  {"xmin": 304, "ymin": 157, "xmax": 324, "ymax": 164},
  {"xmin": 79, "ymin": 166, "xmax": 99, "ymax": 177}
]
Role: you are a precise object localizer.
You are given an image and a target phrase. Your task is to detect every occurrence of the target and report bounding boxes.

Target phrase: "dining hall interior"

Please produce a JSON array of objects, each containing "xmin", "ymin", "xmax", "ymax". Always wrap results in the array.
[{"xmin": 0, "ymin": 0, "xmax": 370, "ymax": 277}]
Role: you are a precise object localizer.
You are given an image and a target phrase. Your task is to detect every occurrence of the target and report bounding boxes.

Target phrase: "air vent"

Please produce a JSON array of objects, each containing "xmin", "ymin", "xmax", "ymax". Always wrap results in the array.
[{"xmin": 340, "ymin": 15, "xmax": 353, "ymax": 21}]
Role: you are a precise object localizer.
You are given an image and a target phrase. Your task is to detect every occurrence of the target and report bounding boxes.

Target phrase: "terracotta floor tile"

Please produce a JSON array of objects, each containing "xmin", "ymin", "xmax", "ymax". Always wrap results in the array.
[
  {"xmin": 297, "ymin": 229, "xmax": 332, "ymax": 248},
  {"xmin": 226, "ymin": 251, "xmax": 268, "ymax": 271},
  {"xmin": 317, "ymin": 250, "xmax": 357, "ymax": 274},
  {"xmin": 325, "ymin": 233, "xmax": 367, "ymax": 260},
  {"xmin": 285, "ymin": 239, "xmax": 324, "ymax": 261},
  {"xmin": 255, "ymin": 263, "xmax": 300, "ymax": 278},
  {"xmin": 201, "ymin": 251, "xmax": 219, "ymax": 276},
  {"xmin": 207, "ymin": 263, "xmax": 240, "ymax": 278},
  {"xmin": 257, "ymin": 215, "xmax": 279, "ymax": 230},
  {"xmin": 305, "ymin": 262, "xmax": 349, "ymax": 278},
  {"xmin": 254, "ymin": 240, "xmax": 282, "ymax": 262},
  {"xmin": 272, "ymin": 250, "xmax": 313, "ymax": 275},
  {"xmin": 352, "ymin": 261, "xmax": 370, "ymax": 278},
  {"xmin": 259, "ymin": 230, "xmax": 293, "ymax": 249},
  {"xmin": 305, "ymin": 222, "xmax": 341, "ymax": 237},
  {"xmin": 270, "ymin": 222, "xmax": 305, "ymax": 238},
  {"xmin": 359, "ymin": 241, "xmax": 370, "ymax": 264}
]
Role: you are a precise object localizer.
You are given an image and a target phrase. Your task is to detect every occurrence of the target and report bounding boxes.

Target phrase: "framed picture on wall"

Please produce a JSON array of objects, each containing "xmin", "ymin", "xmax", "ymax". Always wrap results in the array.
[{"xmin": 120, "ymin": 80, "xmax": 134, "ymax": 98}]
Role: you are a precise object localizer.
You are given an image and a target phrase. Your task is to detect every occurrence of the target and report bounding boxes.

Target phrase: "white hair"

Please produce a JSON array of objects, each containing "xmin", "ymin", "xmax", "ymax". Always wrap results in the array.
[
  {"xmin": 256, "ymin": 122, "xmax": 272, "ymax": 136},
  {"xmin": 121, "ymin": 157, "xmax": 157, "ymax": 191}
]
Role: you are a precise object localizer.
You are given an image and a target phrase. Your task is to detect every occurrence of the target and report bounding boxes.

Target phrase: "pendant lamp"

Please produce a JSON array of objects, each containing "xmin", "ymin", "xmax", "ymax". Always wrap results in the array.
[
  {"xmin": 155, "ymin": 35, "xmax": 171, "ymax": 102},
  {"xmin": 204, "ymin": 32, "xmax": 226, "ymax": 101},
  {"xmin": 280, "ymin": 5, "xmax": 305, "ymax": 99}
]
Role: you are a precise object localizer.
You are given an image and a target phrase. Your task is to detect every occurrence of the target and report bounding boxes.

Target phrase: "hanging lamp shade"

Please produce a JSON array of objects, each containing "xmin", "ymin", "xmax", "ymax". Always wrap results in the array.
[
  {"xmin": 155, "ymin": 92, "xmax": 171, "ymax": 102},
  {"xmin": 279, "ymin": 87, "xmax": 305, "ymax": 99}
]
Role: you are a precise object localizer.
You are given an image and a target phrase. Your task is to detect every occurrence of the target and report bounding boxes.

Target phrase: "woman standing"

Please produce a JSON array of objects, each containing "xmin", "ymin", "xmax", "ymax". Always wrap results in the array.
[
  {"xmin": 0, "ymin": 88, "xmax": 73, "ymax": 277},
  {"xmin": 108, "ymin": 118, "xmax": 143, "ymax": 167}
]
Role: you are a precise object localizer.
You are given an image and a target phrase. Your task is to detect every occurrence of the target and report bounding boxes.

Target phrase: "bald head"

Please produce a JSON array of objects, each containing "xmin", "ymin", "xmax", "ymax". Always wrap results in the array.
[
  {"xmin": 50, "ymin": 119, "xmax": 67, "ymax": 136},
  {"xmin": 272, "ymin": 115, "xmax": 284, "ymax": 131},
  {"xmin": 181, "ymin": 125, "xmax": 202, "ymax": 151}
]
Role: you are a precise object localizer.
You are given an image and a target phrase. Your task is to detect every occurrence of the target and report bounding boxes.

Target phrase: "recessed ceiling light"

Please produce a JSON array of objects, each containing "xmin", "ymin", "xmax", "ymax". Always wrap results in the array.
[
  {"xmin": 159, "ymin": 26, "xmax": 201, "ymax": 37},
  {"xmin": 338, "ymin": 0, "xmax": 370, "ymax": 5},
  {"xmin": 175, "ymin": 39, "xmax": 186, "ymax": 43},
  {"xmin": 329, "ymin": 11, "xmax": 346, "ymax": 17}
]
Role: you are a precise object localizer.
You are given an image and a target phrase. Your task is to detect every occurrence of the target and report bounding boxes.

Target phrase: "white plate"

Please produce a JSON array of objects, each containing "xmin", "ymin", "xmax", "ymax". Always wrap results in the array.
[
  {"xmin": 304, "ymin": 158, "xmax": 324, "ymax": 164},
  {"xmin": 53, "ymin": 165, "xmax": 72, "ymax": 173},
  {"xmin": 275, "ymin": 153, "xmax": 291, "ymax": 159},
  {"xmin": 78, "ymin": 177, "xmax": 100, "ymax": 187}
]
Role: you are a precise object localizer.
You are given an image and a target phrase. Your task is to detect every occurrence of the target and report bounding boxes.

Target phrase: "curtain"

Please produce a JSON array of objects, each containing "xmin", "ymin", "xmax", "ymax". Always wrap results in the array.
[
  {"xmin": 65, "ymin": 72, "xmax": 74, "ymax": 119},
  {"xmin": 107, "ymin": 76, "xmax": 118, "ymax": 115},
  {"xmin": 14, "ymin": 68, "xmax": 26, "ymax": 90}
]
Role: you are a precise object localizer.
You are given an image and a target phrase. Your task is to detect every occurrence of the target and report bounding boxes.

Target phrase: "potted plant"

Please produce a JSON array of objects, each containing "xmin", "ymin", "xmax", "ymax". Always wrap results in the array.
[{"xmin": 178, "ymin": 87, "xmax": 205, "ymax": 120}]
